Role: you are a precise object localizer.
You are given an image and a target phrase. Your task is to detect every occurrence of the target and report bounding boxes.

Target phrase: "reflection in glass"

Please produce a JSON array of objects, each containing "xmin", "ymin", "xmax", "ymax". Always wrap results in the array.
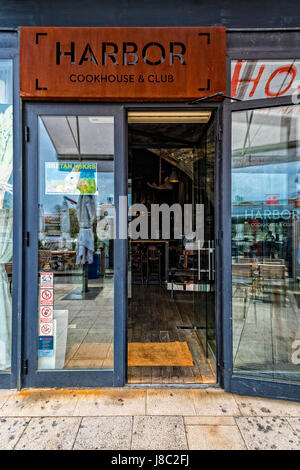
[
  {"xmin": 231, "ymin": 60, "xmax": 300, "ymax": 101},
  {"xmin": 0, "ymin": 60, "xmax": 13, "ymax": 372},
  {"xmin": 37, "ymin": 116, "xmax": 114, "ymax": 370},
  {"xmin": 232, "ymin": 105, "xmax": 300, "ymax": 383}
]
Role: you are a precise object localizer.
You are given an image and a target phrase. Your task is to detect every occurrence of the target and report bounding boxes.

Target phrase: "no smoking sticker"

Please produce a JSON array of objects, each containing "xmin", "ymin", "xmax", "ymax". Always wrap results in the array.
[
  {"xmin": 40, "ymin": 288, "xmax": 53, "ymax": 306},
  {"xmin": 40, "ymin": 306, "xmax": 53, "ymax": 322},
  {"xmin": 40, "ymin": 322, "xmax": 53, "ymax": 336},
  {"xmin": 40, "ymin": 272, "xmax": 53, "ymax": 288}
]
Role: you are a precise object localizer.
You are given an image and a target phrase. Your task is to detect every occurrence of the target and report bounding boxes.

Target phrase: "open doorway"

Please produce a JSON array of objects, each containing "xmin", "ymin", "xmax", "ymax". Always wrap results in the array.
[{"xmin": 127, "ymin": 110, "xmax": 217, "ymax": 384}]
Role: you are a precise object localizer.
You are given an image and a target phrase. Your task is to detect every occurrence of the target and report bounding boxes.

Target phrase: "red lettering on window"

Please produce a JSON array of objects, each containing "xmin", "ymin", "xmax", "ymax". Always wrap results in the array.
[
  {"xmin": 265, "ymin": 65, "xmax": 297, "ymax": 97},
  {"xmin": 231, "ymin": 60, "xmax": 265, "ymax": 98}
]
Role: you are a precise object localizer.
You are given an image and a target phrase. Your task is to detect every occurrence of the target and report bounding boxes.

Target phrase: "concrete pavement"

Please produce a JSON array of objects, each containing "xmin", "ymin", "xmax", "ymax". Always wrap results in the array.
[{"xmin": 0, "ymin": 388, "xmax": 300, "ymax": 450}]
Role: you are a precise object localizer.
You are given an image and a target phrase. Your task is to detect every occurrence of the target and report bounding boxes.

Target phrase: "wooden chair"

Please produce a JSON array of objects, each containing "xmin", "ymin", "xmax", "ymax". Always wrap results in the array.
[
  {"xmin": 61, "ymin": 251, "xmax": 76, "ymax": 271},
  {"xmin": 237, "ymin": 257, "xmax": 253, "ymax": 264},
  {"xmin": 232, "ymin": 263, "xmax": 253, "ymax": 319},
  {"xmin": 258, "ymin": 263, "xmax": 288, "ymax": 302},
  {"xmin": 232, "ymin": 263, "xmax": 253, "ymax": 278},
  {"xmin": 183, "ymin": 249, "xmax": 198, "ymax": 269},
  {"xmin": 131, "ymin": 245, "xmax": 144, "ymax": 284},
  {"xmin": 263, "ymin": 258, "xmax": 284, "ymax": 265},
  {"xmin": 146, "ymin": 245, "xmax": 162, "ymax": 284},
  {"xmin": 38, "ymin": 250, "xmax": 52, "ymax": 271}
]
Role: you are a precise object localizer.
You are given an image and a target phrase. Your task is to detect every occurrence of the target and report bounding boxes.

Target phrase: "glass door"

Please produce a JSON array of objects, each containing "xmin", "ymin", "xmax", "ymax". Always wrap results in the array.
[
  {"xmin": 229, "ymin": 100, "xmax": 300, "ymax": 400},
  {"xmin": 192, "ymin": 118, "xmax": 216, "ymax": 365},
  {"xmin": 23, "ymin": 103, "xmax": 126, "ymax": 388},
  {"xmin": 127, "ymin": 109, "xmax": 218, "ymax": 385}
]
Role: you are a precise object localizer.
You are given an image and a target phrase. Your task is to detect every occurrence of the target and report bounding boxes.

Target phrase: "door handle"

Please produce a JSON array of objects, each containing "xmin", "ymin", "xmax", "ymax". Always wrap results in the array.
[
  {"xmin": 208, "ymin": 240, "xmax": 215, "ymax": 282},
  {"xmin": 208, "ymin": 240, "xmax": 211, "ymax": 281},
  {"xmin": 211, "ymin": 240, "xmax": 215, "ymax": 281},
  {"xmin": 198, "ymin": 239, "xmax": 201, "ymax": 281},
  {"xmin": 197, "ymin": 240, "xmax": 215, "ymax": 282}
]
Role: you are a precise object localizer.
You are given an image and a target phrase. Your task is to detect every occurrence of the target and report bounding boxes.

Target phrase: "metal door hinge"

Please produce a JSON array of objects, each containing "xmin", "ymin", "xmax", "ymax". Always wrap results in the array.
[
  {"xmin": 23, "ymin": 359, "xmax": 28, "ymax": 375},
  {"xmin": 24, "ymin": 126, "xmax": 30, "ymax": 142},
  {"xmin": 24, "ymin": 231, "xmax": 30, "ymax": 247},
  {"xmin": 218, "ymin": 126, "xmax": 223, "ymax": 141}
]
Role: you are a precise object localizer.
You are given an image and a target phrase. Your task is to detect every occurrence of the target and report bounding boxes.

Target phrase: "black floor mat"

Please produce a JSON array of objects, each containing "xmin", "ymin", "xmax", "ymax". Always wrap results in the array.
[{"xmin": 62, "ymin": 286, "xmax": 102, "ymax": 300}]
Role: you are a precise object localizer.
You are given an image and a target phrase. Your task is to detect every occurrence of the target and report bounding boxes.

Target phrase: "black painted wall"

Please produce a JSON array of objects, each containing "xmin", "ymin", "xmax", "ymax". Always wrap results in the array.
[{"xmin": 0, "ymin": 0, "xmax": 299, "ymax": 29}]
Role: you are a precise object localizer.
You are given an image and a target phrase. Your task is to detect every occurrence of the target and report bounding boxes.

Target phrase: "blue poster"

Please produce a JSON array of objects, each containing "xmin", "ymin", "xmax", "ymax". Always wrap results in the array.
[{"xmin": 38, "ymin": 336, "xmax": 54, "ymax": 357}]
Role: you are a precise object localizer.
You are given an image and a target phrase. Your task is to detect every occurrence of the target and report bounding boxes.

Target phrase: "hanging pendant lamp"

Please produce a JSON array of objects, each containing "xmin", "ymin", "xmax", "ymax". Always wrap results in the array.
[{"xmin": 169, "ymin": 167, "xmax": 179, "ymax": 183}]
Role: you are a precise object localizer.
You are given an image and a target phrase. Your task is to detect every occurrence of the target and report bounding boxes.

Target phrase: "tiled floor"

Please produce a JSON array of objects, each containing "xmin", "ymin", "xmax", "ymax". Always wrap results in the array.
[
  {"xmin": 53, "ymin": 278, "xmax": 114, "ymax": 361},
  {"xmin": 0, "ymin": 388, "xmax": 300, "ymax": 450}
]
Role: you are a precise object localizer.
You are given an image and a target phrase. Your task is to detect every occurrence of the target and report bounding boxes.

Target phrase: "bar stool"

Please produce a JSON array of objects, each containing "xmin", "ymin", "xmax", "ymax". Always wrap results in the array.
[
  {"xmin": 146, "ymin": 245, "xmax": 162, "ymax": 284},
  {"xmin": 131, "ymin": 245, "xmax": 144, "ymax": 284}
]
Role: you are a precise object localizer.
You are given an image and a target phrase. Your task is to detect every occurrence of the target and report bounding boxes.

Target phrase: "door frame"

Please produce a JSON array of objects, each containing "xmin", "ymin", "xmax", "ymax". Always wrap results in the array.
[
  {"xmin": 21, "ymin": 101, "xmax": 225, "ymax": 389},
  {"xmin": 124, "ymin": 102, "xmax": 224, "ymax": 387},
  {"xmin": 22, "ymin": 102, "xmax": 127, "ymax": 388},
  {"xmin": 0, "ymin": 45, "xmax": 21, "ymax": 390}
]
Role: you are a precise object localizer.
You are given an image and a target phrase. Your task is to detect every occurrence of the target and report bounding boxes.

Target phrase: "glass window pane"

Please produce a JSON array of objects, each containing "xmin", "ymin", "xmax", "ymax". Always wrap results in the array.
[
  {"xmin": 232, "ymin": 105, "xmax": 300, "ymax": 383},
  {"xmin": 231, "ymin": 60, "xmax": 300, "ymax": 101},
  {"xmin": 0, "ymin": 60, "xmax": 13, "ymax": 373},
  {"xmin": 37, "ymin": 115, "xmax": 114, "ymax": 371}
]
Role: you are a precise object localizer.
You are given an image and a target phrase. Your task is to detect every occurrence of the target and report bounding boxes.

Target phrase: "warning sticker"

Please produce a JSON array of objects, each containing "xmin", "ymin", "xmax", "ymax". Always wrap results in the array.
[
  {"xmin": 40, "ymin": 272, "xmax": 54, "ymax": 288},
  {"xmin": 40, "ymin": 288, "xmax": 53, "ymax": 306},
  {"xmin": 40, "ymin": 322, "xmax": 53, "ymax": 336},
  {"xmin": 40, "ymin": 306, "xmax": 53, "ymax": 322}
]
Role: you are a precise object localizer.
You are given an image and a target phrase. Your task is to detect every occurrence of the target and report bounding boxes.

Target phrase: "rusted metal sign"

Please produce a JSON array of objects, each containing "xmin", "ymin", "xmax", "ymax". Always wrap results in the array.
[{"xmin": 20, "ymin": 27, "xmax": 226, "ymax": 101}]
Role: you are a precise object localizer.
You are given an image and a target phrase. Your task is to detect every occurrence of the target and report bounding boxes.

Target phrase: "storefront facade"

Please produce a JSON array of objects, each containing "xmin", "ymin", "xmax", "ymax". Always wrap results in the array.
[{"xmin": 0, "ymin": 0, "xmax": 300, "ymax": 401}]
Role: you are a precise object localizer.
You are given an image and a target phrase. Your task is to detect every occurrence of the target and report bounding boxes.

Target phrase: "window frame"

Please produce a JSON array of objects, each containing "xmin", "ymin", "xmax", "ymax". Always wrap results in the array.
[{"xmin": 0, "ymin": 32, "xmax": 20, "ymax": 389}]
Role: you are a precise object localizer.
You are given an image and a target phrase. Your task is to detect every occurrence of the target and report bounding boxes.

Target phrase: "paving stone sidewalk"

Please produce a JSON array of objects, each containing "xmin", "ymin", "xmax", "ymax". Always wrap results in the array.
[{"xmin": 0, "ymin": 388, "xmax": 300, "ymax": 450}]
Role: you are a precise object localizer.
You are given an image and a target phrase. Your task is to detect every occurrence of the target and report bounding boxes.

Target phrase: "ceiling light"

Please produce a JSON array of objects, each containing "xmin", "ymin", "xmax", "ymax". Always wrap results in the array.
[{"xmin": 128, "ymin": 111, "xmax": 211, "ymax": 123}]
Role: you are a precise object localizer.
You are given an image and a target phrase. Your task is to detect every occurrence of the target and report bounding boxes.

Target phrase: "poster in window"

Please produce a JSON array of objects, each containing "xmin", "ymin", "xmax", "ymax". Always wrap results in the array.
[{"xmin": 45, "ymin": 162, "xmax": 97, "ymax": 195}]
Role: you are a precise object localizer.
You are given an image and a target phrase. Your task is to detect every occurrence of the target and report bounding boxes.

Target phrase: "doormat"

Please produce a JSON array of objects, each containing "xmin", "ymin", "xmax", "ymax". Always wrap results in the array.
[
  {"xmin": 62, "ymin": 286, "xmax": 102, "ymax": 301},
  {"xmin": 128, "ymin": 341, "xmax": 194, "ymax": 367},
  {"xmin": 64, "ymin": 341, "xmax": 194, "ymax": 368}
]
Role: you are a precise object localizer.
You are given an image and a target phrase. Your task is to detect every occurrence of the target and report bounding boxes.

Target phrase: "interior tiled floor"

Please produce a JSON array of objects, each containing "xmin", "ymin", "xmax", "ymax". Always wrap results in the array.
[{"xmin": 53, "ymin": 277, "xmax": 114, "ymax": 368}]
